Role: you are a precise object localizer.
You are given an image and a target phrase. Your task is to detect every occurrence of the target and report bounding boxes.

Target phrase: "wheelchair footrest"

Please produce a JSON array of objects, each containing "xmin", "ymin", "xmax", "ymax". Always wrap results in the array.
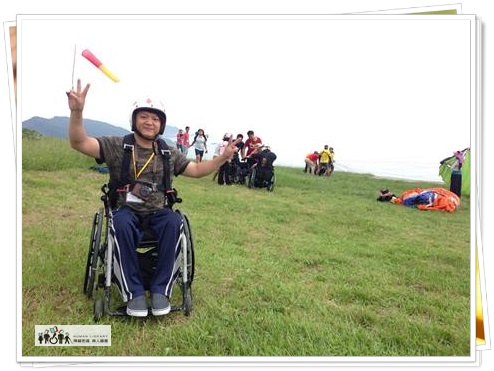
[{"xmin": 110, "ymin": 304, "xmax": 182, "ymax": 316}]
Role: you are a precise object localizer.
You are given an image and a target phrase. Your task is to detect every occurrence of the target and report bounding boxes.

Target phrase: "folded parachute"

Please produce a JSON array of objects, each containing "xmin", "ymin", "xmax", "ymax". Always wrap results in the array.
[{"xmin": 390, "ymin": 187, "xmax": 460, "ymax": 213}]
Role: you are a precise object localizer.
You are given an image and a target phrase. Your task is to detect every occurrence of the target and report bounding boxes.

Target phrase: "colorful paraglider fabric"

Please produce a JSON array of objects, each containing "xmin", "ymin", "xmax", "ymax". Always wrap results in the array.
[{"xmin": 377, "ymin": 187, "xmax": 460, "ymax": 212}]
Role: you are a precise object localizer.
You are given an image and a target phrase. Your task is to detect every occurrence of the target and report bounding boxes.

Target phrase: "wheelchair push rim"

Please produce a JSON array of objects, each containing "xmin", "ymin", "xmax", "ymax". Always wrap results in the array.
[
  {"xmin": 180, "ymin": 210, "xmax": 195, "ymax": 285},
  {"xmin": 84, "ymin": 207, "xmax": 103, "ymax": 298},
  {"xmin": 175, "ymin": 210, "xmax": 195, "ymax": 316},
  {"xmin": 268, "ymin": 174, "xmax": 276, "ymax": 191}
]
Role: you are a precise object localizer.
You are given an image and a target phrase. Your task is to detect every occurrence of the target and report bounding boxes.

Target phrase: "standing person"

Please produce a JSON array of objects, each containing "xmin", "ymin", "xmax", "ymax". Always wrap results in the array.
[
  {"xmin": 327, "ymin": 147, "xmax": 335, "ymax": 176},
  {"xmin": 450, "ymin": 150, "xmax": 465, "ymax": 197},
  {"xmin": 318, "ymin": 145, "xmax": 331, "ymax": 176},
  {"xmin": 66, "ymin": 79, "xmax": 239, "ymax": 317},
  {"xmin": 189, "ymin": 128, "xmax": 208, "ymax": 163},
  {"xmin": 243, "ymin": 130, "xmax": 263, "ymax": 167},
  {"xmin": 211, "ymin": 132, "xmax": 229, "ymax": 182},
  {"xmin": 305, "ymin": 151, "xmax": 320, "ymax": 175},
  {"xmin": 231, "ymin": 134, "xmax": 247, "ymax": 183},
  {"xmin": 176, "ymin": 129, "xmax": 185, "ymax": 153},
  {"xmin": 234, "ymin": 133, "xmax": 245, "ymax": 165},
  {"xmin": 215, "ymin": 133, "xmax": 233, "ymax": 185},
  {"xmin": 182, "ymin": 126, "xmax": 191, "ymax": 156},
  {"xmin": 234, "ymin": 133, "xmax": 245, "ymax": 159}
]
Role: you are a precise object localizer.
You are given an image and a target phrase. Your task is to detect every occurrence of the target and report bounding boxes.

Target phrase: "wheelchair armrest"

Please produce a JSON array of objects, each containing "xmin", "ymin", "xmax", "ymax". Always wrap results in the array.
[
  {"xmin": 100, "ymin": 184, "xmax": 112, "ymax": 209},
  {"xmin": 166, "ymin": 188, "xmax": 182, "ymax": 206}
]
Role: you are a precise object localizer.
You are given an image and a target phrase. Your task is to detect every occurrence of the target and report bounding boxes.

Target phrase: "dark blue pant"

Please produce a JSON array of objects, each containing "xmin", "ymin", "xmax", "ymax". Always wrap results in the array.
[
  {"xmin": 110, "ymin": 206, "xmax": 182, "ymax": 302},
  {"xmin": 218, "ymin": 161, "xmax": 232, "ymax": 185}
]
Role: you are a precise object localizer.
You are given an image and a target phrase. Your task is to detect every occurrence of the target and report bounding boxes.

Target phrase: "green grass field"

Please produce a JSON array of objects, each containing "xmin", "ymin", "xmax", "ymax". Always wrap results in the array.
[{"xmin": 21, "ymin": 136, "xmax": 472, "ymax": 358}]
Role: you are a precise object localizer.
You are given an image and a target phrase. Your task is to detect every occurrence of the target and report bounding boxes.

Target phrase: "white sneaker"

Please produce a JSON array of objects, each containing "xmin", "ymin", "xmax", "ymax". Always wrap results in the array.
[
  {"xmin": 151, "ymin": 293, "xmax": 171, "ymax": 316},
  {"xmin": 126, "ymin": 295, "xmax": 148, "ymax": 317}
]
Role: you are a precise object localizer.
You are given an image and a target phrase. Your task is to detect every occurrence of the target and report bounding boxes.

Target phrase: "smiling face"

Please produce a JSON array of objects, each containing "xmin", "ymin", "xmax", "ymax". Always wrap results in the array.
[{"xmin": 134, "ymin": 109, "xmax": 161, "ymax": 141}]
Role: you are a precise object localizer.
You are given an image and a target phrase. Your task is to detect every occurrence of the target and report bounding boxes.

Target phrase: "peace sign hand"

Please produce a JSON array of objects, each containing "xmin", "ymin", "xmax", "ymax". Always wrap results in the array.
[
  {"xmin": 66, "ymin": 78, "xmax": 91, "ymax": 112},
  {"xmin": 220, "ymin": 137, "xmax": 241, "ymax": 162}
]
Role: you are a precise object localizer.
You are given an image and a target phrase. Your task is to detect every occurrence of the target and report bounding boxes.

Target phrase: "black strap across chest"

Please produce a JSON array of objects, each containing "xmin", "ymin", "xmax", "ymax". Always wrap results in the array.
[
  {"xmin": 108, "ymin": 134, "xmax": 177, "ymax": 207},
  {"xmin": 120, "ymin": 134, "xmax": 172, "ymax": 191}
]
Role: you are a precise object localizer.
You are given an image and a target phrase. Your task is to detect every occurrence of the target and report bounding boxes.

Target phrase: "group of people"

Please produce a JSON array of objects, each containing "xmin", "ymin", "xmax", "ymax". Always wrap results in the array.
[
  {"xmin": 67, "ymin": 77, "xmax": 275, "ymax": 318},
  {"xmin": 213, "ymin": 130, "xmax": 276, "ymax": 186},
  {"xmin": 175, "ymin": 126, "xmax": 210, "ymax": 163},
  {"xmin": 304, "ymin": 145, "xmax": 335, "ymax": 176},
  {"xmin": 176, "ymin": 126, "xmax": 276, "ymax": 187}
]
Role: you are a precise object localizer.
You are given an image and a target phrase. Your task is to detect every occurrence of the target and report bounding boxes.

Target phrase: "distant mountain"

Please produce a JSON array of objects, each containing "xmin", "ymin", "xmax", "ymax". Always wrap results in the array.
[{"xmin": 22, "ymin": 116, "xmax": 179, "ymax": 147}]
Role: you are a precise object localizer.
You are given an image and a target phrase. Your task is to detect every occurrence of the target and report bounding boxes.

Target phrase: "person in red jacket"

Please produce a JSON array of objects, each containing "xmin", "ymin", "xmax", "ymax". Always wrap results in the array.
[
  {"xmin": 243, "ymin": 130, "xmax": 263, "ymax": 167},
  {"xmin": 304, "ymin": 151, "xmax": 320, "ymax": 175}
]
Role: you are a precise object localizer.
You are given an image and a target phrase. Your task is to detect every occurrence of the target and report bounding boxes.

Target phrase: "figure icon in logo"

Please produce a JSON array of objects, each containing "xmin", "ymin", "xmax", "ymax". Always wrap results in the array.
[
  {"xmin": 64, "ymin": 333, "xmax": 72, "ymax": 344},
  {"xmin": 43, "ymin": 330, "xmax": 50, "ymax": 344}
]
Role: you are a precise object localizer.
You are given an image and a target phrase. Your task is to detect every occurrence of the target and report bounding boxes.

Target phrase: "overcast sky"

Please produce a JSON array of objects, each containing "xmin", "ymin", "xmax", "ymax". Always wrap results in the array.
[{"xmin": 18, "ymin": 14, "xmax": 475, "ymax": 181}]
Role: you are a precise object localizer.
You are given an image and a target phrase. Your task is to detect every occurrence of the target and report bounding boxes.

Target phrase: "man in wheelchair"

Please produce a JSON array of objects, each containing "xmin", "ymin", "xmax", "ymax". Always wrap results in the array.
[
  {"xmin": 249, "ymin": 145, "xmax": 277, "ymax": 189},
  {"xmin": 228, "ymin": 150, "xmax": 250, "ymax": 185},
  {"xmin": 67, "ymin": 79, "xmax": 239, "ymax": 317}
]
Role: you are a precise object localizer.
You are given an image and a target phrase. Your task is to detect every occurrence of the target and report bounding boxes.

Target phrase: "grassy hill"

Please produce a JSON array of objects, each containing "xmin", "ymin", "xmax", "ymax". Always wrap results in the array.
[{"xmin": 21, "ymin": 135, "xmax": 472, "ymax": 358}]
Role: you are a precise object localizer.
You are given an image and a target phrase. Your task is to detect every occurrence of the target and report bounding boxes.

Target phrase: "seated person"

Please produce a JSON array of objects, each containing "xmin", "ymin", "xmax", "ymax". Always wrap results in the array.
[
  {"xmin": 252, "ymin": 146, "xmax": 277, "ymax": 187},
  {"xmin": 66, "ymin": 79, "xmax": 239, "ymax": 317},
  {"xmin": 230, "ymin": 152, "xmax": 250, "ymax": 183}
]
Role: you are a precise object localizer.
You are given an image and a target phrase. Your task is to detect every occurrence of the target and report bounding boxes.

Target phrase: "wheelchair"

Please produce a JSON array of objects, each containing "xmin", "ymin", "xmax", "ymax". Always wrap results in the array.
[
  {"xmin": 247, "ymin": 160, "xmax": 276, "ymax": 191},
  {"xmin": 245, "ymin": 148, "xmax": 277, "ymax": 191},
  {"xmin": 229, "ymin": 157, "xmax": 250, "ymax": 185},
  {"xmin": 83, "ymin": 184, "xmax": 195, "ymax": 322}
]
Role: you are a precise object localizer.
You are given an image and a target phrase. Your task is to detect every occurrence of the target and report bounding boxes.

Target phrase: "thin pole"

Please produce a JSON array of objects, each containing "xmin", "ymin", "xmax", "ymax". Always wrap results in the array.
[{"xmin": 71, "ymin": 44, "xmax": 76, "ymax": 89}]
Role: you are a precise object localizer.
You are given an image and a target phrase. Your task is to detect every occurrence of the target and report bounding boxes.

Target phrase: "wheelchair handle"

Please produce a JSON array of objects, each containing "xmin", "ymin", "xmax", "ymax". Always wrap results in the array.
[
  {"xmin": 100, "ymin": 184, "xmax": 111, "ymax": 208},
  {"xmin": 166, "ymin": 188, "xmax": 182, "ymax": 206}
]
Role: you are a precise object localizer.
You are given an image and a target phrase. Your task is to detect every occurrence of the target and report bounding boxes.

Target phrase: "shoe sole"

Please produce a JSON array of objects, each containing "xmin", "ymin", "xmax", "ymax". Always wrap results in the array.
[
  {"xmin": 151, "ymin": 306, "xmax": 171, "ymax": 316},
  {"xmin": 126, "ymin": 308, "xmax": 149, "ymax": 317}
]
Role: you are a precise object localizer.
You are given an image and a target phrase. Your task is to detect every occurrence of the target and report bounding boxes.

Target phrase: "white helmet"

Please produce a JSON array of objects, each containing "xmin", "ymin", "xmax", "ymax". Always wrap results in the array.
[{"xmin": 130, "ymin": 98, "xmax": 167, "ymax": 135}]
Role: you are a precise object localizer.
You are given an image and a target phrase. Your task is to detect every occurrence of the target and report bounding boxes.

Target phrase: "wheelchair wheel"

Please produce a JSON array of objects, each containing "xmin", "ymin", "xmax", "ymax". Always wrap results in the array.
[
  {"xmin": 268, "ymin": 173, "xmax": 276, "ymax": 192},
  {"xmin": 176, "ymin": 210, "xmax": 195, "ymax": 315},
  {"xmin": 84, "ymin": 208, "xmax": 103, "ymax": 298},
  {"xmin": 179, "ymin": 210, "xmax": 195, "ymax": 284},
  {"xmin": 184, "ymin": 289, "xmax": 193, "ymax": 316},
  {"xmin": 94, "ymin": 298, "xmax": 104, "ymax": 322},
  {"xmin": 247, "ymin": 167, "xmax": 257, "ymax": 188}
]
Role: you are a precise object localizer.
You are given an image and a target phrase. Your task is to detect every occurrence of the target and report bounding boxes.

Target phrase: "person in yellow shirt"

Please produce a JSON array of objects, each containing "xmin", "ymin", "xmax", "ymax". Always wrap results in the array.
[
  {"xmin": 327, "ymin": 147, "xmax": 335, "ymax": 176},
  {"xmin": 318, "ymin": 145, "xmax": 331, "ymax": 176}
]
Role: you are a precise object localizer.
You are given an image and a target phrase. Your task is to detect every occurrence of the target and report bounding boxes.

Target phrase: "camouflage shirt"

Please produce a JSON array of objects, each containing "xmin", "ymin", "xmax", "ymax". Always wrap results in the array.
[{"xmin": 96, "ymin": 136, "xmax": 190, "ymax": 213}]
